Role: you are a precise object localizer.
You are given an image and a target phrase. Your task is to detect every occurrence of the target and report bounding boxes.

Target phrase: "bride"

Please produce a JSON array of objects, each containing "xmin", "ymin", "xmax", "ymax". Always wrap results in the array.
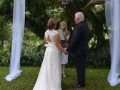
[{"xmin": 33, "ymin": 18, "xmax": 68, "ymax": 90}]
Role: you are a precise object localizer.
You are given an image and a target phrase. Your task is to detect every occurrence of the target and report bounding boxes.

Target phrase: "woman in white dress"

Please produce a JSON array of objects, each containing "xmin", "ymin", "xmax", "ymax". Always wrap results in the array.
[{"xmin": 33, "ymin": 18, "xmax": 68, "ymax": 90}]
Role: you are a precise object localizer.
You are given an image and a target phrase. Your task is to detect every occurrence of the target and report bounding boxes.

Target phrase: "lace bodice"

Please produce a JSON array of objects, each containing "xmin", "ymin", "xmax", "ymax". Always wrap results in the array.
[{"xmin": 45, "ymin": 30, "xmax": 58, "ymax": 44}]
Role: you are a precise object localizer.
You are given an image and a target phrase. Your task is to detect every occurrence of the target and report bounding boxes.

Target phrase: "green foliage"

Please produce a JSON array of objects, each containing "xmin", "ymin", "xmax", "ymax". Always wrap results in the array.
[
  {"xmin": 86, "ymin": 5, "xmax": 108, "ymax": 50},
  {"xmin": 0, "ymin": 50, "xmax": 2, "ymax": 63},
  {"xmin": 67, "ymin": 49, "xmax": 110, "ymax": 68},
  {"xmin": 0, "ymin": 0, "xmax": 111, "ymax": 68},
  {"xmin": 0, "ymin": 0, "xmax": 13, "ymax": 67},
  {"xmin": 68, "ymin": 0, "xmax": 89, "ymax": 12},
  {"xmin": 20, "ymin": 29, "xmax": 45, "ymax": 66},
  {"xmin": 46, "ymin": 1, "xmax": 73, "ymax": 31},
  {"xmin": 0, "ymin": 0, "xmax": 13, "ymax": 19},
  {"xmin": 20, "ymin": 48, "xmax": 45, "ymax": 67},
  {"xmin": 25, "ymin": 0, "xmax": 49, "ymax": 38},
  {"xmin": 0, "ymin": 16, "xmax": 11, "ymax": 41},
  {"xmin": 86, "ymin": 49, "xmax": 110, "ymax": 68},
  {"xmin": 0, "ymin": 38, "xmax": 111, "ymax": 68},
  {"xmin": 0, "ymin": 28, "xmax": 45, "ymax": 66},
  {"xmin": 46, "ymin": 2, "xmax": 65, "ymax": 21},
  {"xmin": 0, "ymin": 47, "xmax": 10, "ymax": 66}
]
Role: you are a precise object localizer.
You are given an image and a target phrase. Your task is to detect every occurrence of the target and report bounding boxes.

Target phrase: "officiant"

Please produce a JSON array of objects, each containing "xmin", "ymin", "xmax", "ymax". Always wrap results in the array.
[{"xmin": 58, "ymin": 21, "xmax": 70, "ymax": 77}]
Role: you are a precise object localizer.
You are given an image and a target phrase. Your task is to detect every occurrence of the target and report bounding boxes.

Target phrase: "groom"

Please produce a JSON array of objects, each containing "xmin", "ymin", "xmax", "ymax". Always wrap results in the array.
[{"xmin": 66, "ymin": 12, "xmax": 89, "ymax": 88}]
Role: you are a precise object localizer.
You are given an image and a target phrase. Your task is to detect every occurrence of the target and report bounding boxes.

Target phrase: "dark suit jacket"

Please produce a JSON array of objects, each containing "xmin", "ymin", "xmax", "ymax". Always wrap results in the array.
[{"xmin": 66, "ymin": 21, "xmax": 89, "ymax": 55}]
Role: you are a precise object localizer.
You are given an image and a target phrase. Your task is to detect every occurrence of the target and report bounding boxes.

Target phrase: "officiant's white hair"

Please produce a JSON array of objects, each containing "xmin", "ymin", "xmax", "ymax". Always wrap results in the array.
[{"xmin": 75, "ymin": 12, "xmax": 84, "ymax": 21}]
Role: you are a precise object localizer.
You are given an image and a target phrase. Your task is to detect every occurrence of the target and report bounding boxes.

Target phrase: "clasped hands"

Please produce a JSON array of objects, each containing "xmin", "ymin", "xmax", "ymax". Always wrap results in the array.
[{"xmin": 64, "ymin": 50, "xmax": 69, "ymax": 55}]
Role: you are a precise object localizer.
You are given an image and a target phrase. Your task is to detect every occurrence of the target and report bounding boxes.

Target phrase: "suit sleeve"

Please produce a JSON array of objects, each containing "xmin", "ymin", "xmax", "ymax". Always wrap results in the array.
[{"xmin": 66, "ymin": 25, "xmax": 82, "ymax": 53}]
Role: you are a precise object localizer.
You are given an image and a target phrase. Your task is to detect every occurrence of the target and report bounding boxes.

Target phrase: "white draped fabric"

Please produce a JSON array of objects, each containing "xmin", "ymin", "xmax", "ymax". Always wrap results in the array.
[
  {"xmin": 105, "ymin": 0, "xmax": 120, "ymax": 86},
  {"xmin": 5, "ymin": 0, "xmax": 25, "ymax": 81}
]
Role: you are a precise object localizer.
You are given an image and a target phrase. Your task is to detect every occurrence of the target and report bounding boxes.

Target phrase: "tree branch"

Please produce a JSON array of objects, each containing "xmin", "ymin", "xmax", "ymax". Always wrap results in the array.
[
  {"xmin": 47, "ymin": 0, "xmax": 105, "ymax": 16},
  {"xmin": 82, "ymin": 0, "xmax": 105, "ymax": 14}
]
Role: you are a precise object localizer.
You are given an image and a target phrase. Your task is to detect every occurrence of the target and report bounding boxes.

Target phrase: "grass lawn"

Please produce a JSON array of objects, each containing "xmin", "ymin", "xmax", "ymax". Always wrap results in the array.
[{"xmin": 0, "ymin": 66, "xmax": 120, "ymax": 90}]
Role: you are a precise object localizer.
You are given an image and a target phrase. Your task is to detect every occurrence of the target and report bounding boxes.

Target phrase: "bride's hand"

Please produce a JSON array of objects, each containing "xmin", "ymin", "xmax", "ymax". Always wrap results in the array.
[{"xmin": 64, "ymin": 51, "xmax": 69, "ymax": 55}]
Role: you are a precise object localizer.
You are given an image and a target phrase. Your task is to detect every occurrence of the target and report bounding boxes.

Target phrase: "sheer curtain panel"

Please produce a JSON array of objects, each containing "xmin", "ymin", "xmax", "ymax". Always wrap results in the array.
[
  {"xmin": 105, "ymin": 0, "xmax": 120, "ymax": 86},
  {"xmin": 5, "ymin": 0, "xmax": 25, "ymax": 81}
]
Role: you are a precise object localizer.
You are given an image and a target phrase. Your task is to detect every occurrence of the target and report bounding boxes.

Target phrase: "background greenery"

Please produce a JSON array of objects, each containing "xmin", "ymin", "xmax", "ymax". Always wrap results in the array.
[
  {"xmin": 0, "ymin": 0, "xmax": 117, "ymax": 90},
  {"xmin": 0, "ymin": 0, "xmax": 110, "ymax": 68}
]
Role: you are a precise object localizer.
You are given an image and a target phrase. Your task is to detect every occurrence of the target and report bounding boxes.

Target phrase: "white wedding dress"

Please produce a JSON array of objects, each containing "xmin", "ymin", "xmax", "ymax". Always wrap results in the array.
[{"xmin": 33, "ymin": 30, "xmax": 62, "ymax": 90}]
